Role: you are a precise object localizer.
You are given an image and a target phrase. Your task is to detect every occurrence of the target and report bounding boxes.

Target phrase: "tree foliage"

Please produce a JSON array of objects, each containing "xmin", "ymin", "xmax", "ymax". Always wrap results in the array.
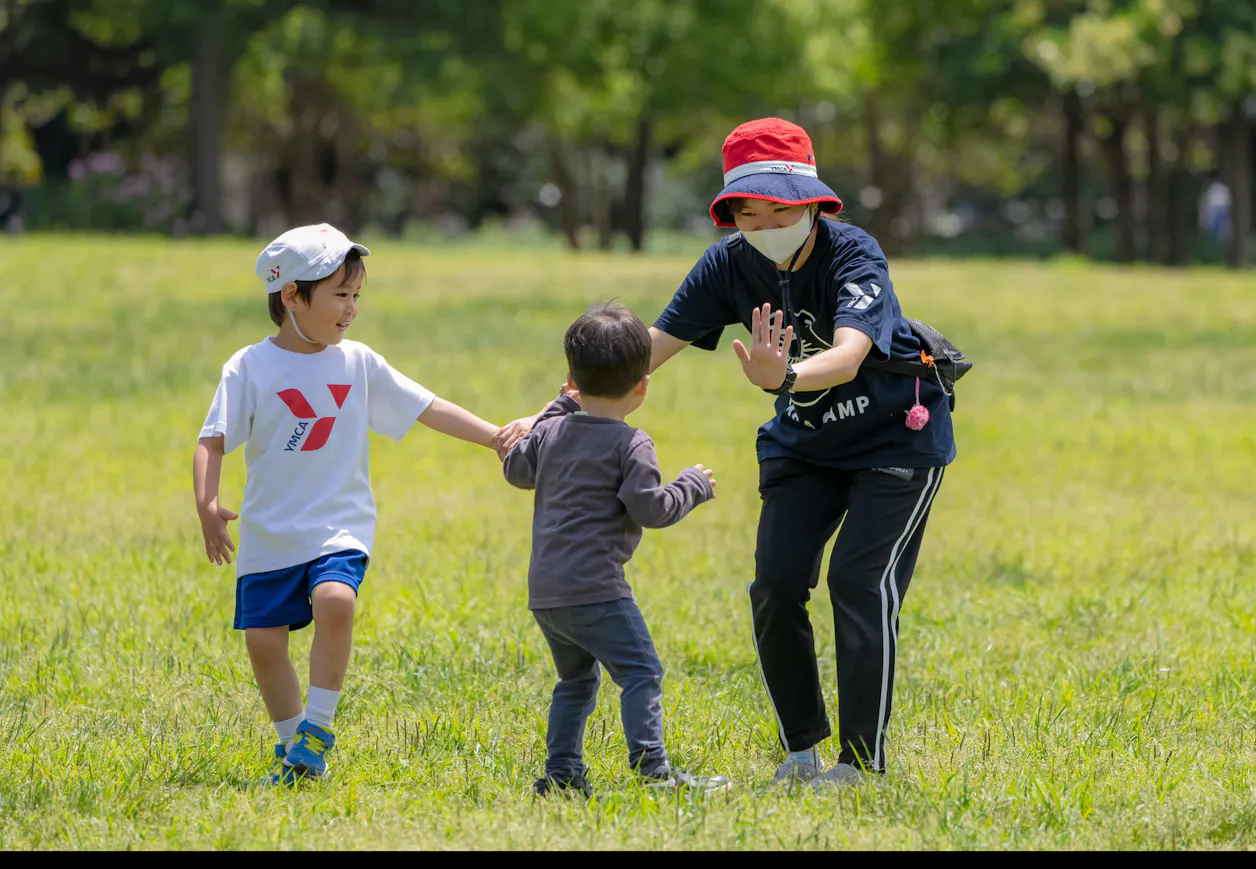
[{"xmin": 0, "ymin": 0, "xmax": 1252, "ymax": 264}]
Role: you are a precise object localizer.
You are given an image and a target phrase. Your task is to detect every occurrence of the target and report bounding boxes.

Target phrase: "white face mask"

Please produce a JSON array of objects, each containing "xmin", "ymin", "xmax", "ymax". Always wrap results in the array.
[{"xmin": 741, "ymin": 206, "xmax": 814, "ymax": 264}]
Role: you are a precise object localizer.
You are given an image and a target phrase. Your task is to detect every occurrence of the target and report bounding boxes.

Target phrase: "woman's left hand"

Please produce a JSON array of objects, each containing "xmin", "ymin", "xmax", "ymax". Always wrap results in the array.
[{"xmin": 733, "ymin": 303, "xmax": 794, "ymax": 391}]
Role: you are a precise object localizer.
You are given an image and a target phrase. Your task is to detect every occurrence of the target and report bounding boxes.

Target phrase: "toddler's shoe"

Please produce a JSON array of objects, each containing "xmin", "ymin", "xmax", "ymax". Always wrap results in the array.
[
  {"xmin": 533, "ymin": 766, "xmax": 593, "ymax": 799},
  {"xmin": 642, "ymin": 768, "xmax": 731, "ymax": 794}
]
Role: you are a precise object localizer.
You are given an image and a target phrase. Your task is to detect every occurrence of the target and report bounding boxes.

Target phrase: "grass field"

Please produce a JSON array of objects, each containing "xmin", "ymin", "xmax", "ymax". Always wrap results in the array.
[{"xmin": 2, "ymin": 235, "xmax": 1255, "ymax": 850}]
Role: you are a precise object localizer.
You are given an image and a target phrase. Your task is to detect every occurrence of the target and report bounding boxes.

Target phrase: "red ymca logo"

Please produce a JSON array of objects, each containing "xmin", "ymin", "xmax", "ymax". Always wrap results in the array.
[{"xmin": 277, "ymin": 384, "xmax": 351, "ymax": 452}]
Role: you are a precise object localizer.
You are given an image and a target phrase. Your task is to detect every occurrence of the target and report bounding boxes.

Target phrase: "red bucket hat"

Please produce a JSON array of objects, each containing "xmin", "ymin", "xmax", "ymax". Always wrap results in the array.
[{"xmin": 709, "ymin": 118, "xmax": 843, "ymax": 227}]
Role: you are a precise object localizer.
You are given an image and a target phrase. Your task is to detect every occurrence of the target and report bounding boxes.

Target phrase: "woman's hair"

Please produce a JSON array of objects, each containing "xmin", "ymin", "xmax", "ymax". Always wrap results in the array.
[
  {"xmin": 723, "ymin": 198, "xmax": 849, "ymax": 223},
  {"xmin": 267, "ymin": 249, "xmax": 366, "ymax": 327}
]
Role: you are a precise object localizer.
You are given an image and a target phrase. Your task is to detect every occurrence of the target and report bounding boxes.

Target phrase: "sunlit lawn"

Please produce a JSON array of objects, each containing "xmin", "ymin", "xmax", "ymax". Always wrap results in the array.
[{"xmin": 2, "ymin": 234, "xmax": 1254, "ymax": 849}]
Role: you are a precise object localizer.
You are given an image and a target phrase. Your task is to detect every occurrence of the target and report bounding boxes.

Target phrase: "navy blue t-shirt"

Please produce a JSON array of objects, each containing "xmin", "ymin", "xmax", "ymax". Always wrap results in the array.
[{"xmin": 654, "ymin": 220, "xmax": 956, "ymax": 471}]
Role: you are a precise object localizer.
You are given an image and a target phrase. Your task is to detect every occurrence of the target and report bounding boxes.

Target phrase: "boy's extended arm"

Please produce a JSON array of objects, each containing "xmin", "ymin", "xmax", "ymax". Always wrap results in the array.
[
  {"xmin": 493, "ymin": 382, "xmax": 587, "ymax": 458},
  {"xmin": 617, "ymin": 436, "xmax": 715, "ymax": 529},
  {"xmin": 193, "ymin": 435, "xmax": 238, "ymax": 565},
  {"xmin": 417, "ymin": 397, "xmax": 499, "ymax": 448}
]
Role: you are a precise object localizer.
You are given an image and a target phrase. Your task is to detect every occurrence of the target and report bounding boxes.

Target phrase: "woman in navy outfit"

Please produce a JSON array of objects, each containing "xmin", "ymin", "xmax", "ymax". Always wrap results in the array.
[{"xmin": 497, "ymin": 117, "xmax": 956, "ymax": 787}]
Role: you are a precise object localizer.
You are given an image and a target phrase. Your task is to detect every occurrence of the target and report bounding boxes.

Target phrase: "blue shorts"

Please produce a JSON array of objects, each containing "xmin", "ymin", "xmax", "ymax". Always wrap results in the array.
[{"xmin": 234, "ymin": 550, "xmax": 369, "ymax": 631}]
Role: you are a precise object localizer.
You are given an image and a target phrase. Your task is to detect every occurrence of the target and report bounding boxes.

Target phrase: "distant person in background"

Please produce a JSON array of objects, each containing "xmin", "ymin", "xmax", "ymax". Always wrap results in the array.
[
  {"xmin": 1199, "ymin": 178, "xmax": 1231, "ymax": 241},
  {"xmin": 497, "ymin": 118, "xmax": 957, "ymax": 788},
  {"xmin": 194, "ymin": 224, "xmax": 500, "ymax": 786}
]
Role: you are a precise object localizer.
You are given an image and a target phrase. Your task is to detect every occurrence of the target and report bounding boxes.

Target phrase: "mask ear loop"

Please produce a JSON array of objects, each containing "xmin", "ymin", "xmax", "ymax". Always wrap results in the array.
[{"xmin": 288, "ymin": 307, "xmax": 317, "ymax": 345}]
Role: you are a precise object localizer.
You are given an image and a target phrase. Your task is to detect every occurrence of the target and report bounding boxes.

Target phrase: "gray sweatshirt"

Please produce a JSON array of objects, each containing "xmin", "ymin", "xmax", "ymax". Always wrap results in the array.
[{"xmin": 503, "ymin": 395, "xmax": 716, "ymax": 609}]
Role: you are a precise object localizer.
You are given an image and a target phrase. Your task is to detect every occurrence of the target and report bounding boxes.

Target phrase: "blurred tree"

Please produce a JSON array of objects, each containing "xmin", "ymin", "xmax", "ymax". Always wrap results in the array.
[
  {"xmin": 799, "ymin": 0, "xmax": 1050, "ymax": 255},
  {"xmin": 218, "ymin": 1, "xmax": 501, "ymax": 234},
  {"xmin": 0, "ymin": 0, "xmax": 162, "ymax": 185},
  {"xmin": 71, "ymin": 0, "xmax": 294, "ymax": 233},
  {"xmin": 1199, "ymin": 0, "xmax": 1256, "ymax": 267},
  {"xmin": 2, "ymin": 0, "xmax": 1252, "ymax": 263},
  {"xmin": 498, "ymin": 0, "xmax": 807, "ymax": 251},
  {"xmin": 1028, "ymin": 1, "xmax": 1157, "ymax": 262},
  {"xmin": 1028, "ymin": 0, "xmax": 1255, "ymax": 266}
]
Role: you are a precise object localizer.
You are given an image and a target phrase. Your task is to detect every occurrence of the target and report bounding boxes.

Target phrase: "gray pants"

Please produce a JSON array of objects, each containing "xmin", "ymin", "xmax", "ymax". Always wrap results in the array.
[{"xmin": 532, "ymin": 598, "xmax": 669, "ymax": 779}]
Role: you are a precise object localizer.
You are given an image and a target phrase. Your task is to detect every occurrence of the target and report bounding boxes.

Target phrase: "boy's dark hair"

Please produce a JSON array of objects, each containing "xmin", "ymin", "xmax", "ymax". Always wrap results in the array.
[
  {"xmin": 268, "ymin": 249, "xmax": 366, "ymax": 327},
  {"xmin": 564, "ymin": 302, "xmax": 652, "ymax": 398}
]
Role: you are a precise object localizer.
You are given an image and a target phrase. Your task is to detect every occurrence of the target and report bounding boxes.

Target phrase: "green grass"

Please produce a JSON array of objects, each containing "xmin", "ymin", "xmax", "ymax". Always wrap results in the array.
[{"xmin": 2, "ymin": 234, "xmax": 1255, "ymax": 850}]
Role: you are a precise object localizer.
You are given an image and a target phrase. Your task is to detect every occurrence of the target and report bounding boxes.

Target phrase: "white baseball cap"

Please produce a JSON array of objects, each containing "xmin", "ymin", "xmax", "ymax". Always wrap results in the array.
[{"xmin": 256, "ymin": 223, "xmax": 370, "ymax": 293}]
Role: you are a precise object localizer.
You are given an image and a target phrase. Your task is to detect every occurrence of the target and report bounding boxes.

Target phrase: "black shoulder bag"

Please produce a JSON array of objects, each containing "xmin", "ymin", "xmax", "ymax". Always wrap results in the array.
[{"xmin": 727, "ymin": 232, "xmax": 972, "ymax": 410}]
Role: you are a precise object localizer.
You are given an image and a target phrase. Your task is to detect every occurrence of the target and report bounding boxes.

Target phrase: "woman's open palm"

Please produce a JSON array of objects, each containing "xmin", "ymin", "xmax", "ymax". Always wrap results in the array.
[{"xmin": 733, "ymin": 303, "xmax": 794, "ymax": 391}]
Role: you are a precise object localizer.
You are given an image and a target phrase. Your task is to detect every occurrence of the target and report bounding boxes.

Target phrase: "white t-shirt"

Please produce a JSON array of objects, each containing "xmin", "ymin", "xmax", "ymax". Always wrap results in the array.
[{"xmin": 199, "ymin": 338, "xmax": 435, "ymax": 577}]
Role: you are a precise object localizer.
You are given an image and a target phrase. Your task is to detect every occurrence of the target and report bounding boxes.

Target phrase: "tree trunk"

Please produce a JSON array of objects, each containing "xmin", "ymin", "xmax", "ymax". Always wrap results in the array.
[
  {"xmin": 1061, "ymin": 91, "xmax": 1087, "ymax": 254},
  {"xmin": 189, "ymin": 25, "xmax": 226, "ymax": 234},
  {"xmin": 864, "ymin": 93, "xmax": 900, "ymax": 256},
  {"xmin": 546, "ymin": 133, "xmax": 581, "ymax": 250},
  {"xmin": 286, "ymin": 73, "xmax": 325, "ymax": 226},
  {"xmin": 1165, "ymin": 123, "xmax": 1194, "ymax": 266},
  {"xmin": 1144, "ymin": 103, "xmax": 1168, "ymax": 262},
  {"xmin": 1098, "ymin": 112, "xmax": 1136, "ymax": 262},
  {"xmin": 623, "ymin": 117, "xmax": 652, "ymax": 252},
  {"xmin": 591, "ymin": 146, "xmax": 613, "ymax": 251},
  {"xmin": 333, "ymin": 110, "xmax": 363, "ymax": 235},
  {"xmin": 1224, "ymin": 110, "xmax": 1252, "ymax": 268},
  {"xmin": 900, "ymin": 114, "xmax": 922, "ymax": 255}
]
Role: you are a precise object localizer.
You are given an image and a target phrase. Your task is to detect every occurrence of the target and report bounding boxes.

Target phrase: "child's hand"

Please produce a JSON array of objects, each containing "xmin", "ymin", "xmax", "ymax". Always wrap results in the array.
[
  {"xmin": 198, "ymin": 500, "xmax": 239, "ymax": 565},
  {"xmin": 695, "ymin": 463, "xmax": 717, "ymax": 489},
  {"xmin": 494, "ymin": 416, "xmax": 535, "ymax": 458},
  {"xmin": 559, "ymin": 381, "xmax": 581, "ymax": 403}
]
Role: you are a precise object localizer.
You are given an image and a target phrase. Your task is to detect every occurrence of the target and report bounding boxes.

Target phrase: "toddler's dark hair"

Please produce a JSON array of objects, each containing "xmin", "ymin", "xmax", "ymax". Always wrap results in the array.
[
  {"xmin": 564, "ymin": 302, "xmax": 652, "ymax": 398},
  {"xmin": 268, "ymin": 249, "xmax": 366, "ymax": 327}
]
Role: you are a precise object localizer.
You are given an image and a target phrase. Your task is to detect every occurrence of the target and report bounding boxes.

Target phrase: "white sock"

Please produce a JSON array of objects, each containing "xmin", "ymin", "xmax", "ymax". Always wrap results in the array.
[
  {"xmin": 274, "ymin": 713, "xmax": 304, "ymax": 745},
  {"xmin": 786, "ymin": 747, "xmax": 821, "ymax": 767},
  {"xmin": 304, "ymin": 686, "xmax": 341, "ymax": 729}
]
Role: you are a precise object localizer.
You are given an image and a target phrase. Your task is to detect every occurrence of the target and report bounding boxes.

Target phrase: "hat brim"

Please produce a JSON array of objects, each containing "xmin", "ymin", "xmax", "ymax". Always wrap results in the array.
[
  {"xmin": 710, "ymin": 175, "xmax": 842, "ymax": 227},
  {"xmin": 302, "ymin": 242, "xmax": 371, "ymax": 282}
]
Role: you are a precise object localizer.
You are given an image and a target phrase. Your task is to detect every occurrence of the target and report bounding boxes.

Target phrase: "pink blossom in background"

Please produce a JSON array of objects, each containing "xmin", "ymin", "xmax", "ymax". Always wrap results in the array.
[{"xmin": 86, "ymin": 152, "xmax": 125, "ymax": 175}]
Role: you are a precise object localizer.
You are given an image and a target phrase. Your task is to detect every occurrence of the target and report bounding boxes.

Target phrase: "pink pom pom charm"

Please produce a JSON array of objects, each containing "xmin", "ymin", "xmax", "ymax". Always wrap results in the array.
[{"xmin": 905, "ymin": 377, "xmax": 930, "ymax": 431}]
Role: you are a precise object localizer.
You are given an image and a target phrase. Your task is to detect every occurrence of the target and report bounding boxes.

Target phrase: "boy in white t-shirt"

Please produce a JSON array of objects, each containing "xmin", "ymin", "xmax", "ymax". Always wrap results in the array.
[{"xmin": 193, "ymin": 224, "xmax": 499, "ymax": 785}]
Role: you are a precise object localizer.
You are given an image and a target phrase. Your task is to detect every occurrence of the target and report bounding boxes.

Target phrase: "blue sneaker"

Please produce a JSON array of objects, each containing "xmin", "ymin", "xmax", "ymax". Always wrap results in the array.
[
  {"xmin": 283, "ymin": 721, "xmax": 336, "ymax": 778},
  {"xmin": 264, "ymin": 743, "xmax": 298, "ymax": 787}
]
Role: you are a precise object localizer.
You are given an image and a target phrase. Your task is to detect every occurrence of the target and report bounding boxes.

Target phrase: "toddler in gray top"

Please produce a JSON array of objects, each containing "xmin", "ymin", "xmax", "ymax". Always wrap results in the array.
[{"xmin": 503, "ymin": 301, "xmax": 728, "ymax": 796}]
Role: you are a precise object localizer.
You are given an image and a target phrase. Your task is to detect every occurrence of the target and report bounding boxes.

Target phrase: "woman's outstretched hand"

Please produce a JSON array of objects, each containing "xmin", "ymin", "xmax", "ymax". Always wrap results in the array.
[{"xmin": 733, "ymin": 303, "xmax": 794, "ymax": 391}]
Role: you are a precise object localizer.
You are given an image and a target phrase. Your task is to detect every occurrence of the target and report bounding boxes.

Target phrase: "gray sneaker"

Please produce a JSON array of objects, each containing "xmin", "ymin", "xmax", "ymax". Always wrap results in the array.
[
  {"xmin": 809, "ymin": 762, "xmax": 876, "ymax": 789},
  {"xmin": 643, "ymin": 769, "xmax": 732, "ymax": 794},
  {"xmin": 771, "ymin": 752, "xmax": 825, "ymax": 785}
]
